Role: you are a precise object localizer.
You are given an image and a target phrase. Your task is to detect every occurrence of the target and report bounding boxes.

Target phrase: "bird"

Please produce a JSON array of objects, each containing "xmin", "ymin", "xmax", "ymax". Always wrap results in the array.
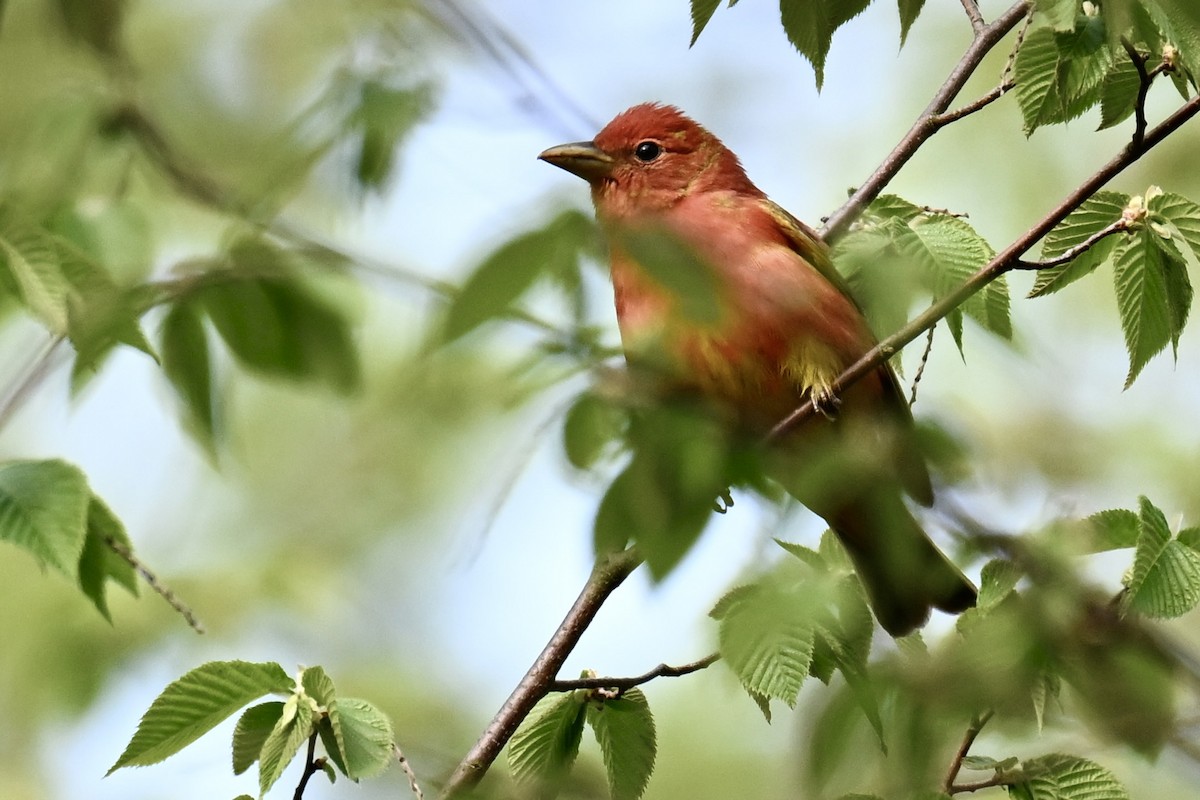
[{"xmin": 538, "ymin": 103, "xmax": 976, "ymax": 636}]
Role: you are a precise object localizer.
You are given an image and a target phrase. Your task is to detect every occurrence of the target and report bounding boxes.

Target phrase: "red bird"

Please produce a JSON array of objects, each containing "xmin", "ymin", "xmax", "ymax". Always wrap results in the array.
[{"xmin": 539, "ymin": 103, "xmax": 975, "ymax": 635}]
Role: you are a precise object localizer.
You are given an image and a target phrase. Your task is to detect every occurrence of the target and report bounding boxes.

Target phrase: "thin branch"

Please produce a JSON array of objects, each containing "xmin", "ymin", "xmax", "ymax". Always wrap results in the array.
[
  {"xmin": 942, "ymin": 709, "xmax": 995, "ymax": 793},
  {"xmin": 394, "ymin": 744, "xmax": 426, "ymax": 800},
  {"xmin": 931, "ymin": 80, "xmax": 1014, "ymax": 127},
  {"xmin": 1122, "ymin": 37, "xmax": 1153, "ymax": 150},
  {"xmin": 105, "ymin": 536, "xmax": 206, "ymax": 634},
  {"xmin": 959, "ymin": 0, "xmax": 986, "ymax": 34},
  {"xmin": 951, "ymin": 775, "xmax": 1014, "ymax": 794},
  {"xmin": 549, "ymin": 653, "xmax": 719, "ymax": 692},
  {"xmin": 293, "ymin": 730, "xmax": 321, "ymax": 800},
  {"xmin": 439, "ymin": 547, "xmax": 643, "ymax": 798},
  {"xmin": 821, "ymin": 1, "xmax": 1031, "ymax": 242},
  {"xmin": 1012, "ymin": 219, "xmax": 1130, "ymax": 270},
  {"xmin": 908, "ymin": 323, "xmax": 937, "ymax": 407},
  {"xmin": 0, "ymin": 335, "xmax": 66, "ymax": 434},
  {"xmin": 770, "ymin": 93, "xmax": 1200, "ymax": 443}
]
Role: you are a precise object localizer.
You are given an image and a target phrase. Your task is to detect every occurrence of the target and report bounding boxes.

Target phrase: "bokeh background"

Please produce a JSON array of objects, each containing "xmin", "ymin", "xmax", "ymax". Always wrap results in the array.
[{"xmin": 0, "ymin": 0, "xmax": 1198, "ymax": 797}]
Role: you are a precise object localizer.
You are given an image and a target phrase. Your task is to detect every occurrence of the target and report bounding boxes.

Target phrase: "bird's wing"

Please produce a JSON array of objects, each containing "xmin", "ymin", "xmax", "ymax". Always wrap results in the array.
[{"xmin": 760, "ymin": 197, "xmax": 934, "ymax": 505}]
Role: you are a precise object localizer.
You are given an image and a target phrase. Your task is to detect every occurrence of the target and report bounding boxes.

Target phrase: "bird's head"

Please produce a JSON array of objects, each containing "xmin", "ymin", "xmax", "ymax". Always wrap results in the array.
[{"xmin": 539, "ymin": 103, "xmax": 759, "ymax": 218}]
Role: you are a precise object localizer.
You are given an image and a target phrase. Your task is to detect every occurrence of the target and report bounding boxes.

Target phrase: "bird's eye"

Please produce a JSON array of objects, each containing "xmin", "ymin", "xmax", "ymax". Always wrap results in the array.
[{"xmin": 633, "ymin": 141, "xmax": 662, "ymax": 162}]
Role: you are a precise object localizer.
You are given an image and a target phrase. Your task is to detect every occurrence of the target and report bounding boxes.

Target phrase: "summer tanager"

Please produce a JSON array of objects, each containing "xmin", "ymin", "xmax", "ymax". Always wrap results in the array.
[{"xmin": 539, "ymin": 103, "xmax": 975, "ymax": 635}]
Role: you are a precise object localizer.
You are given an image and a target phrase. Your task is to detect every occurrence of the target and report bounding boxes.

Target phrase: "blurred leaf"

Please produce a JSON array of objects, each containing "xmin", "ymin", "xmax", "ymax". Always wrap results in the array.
[
  {"xmin": 1113, "ymin": 227, "xmax": 1180, "ymax": 387},
  {"xmin": 509, "ymin": 692, "xmax": 587, "ymax": 792},
  {"xmin": 898, "ymin": 0, "xmax": 927, "ymax": 46},
  {"xmin": 231, "ymin": 702, "xmax": 284, "ymax": 775},
  {"xmin": 617, "ymin": 227, "xmax": 722, "ymax": 325},
  {"xmin": 1122, "ymin": 496, "xmax": 1200, "ymax": 618},
  {"xmin": 562, "ymin": 391, "xmax": 628, "ymax": 470},
  {"xmin": 778, "ymin": 0, "xmax": 871, "ymax": 90},
  {"xmin": 1083, "ymin": 508, "xmax": 1141, "ymax": 551},
  {"xmin": 1036, "ymin": 0, "xmax": 1079, "ymax": 32},
  {"xmin": 0, "ymin": 459, "xmax": 90, "ymax": 579},
  {"xmin": 689, "ymin": 0, "xmax": 721, "ymax": 45},
  {"xmin": 54, "ymin": 0, "xmax": 126, "ymax": 56},
  {"xmin": 586, "ymin": 687, "xmax": 657, "ymax": 800},
  {"xmin": 76, "ymin": 494, "xmax": 138, "ymax": 620},
  {"xmin": 350, "ymin": 80, "xmax": 434, "ymax": 192},
  {"xmin": 0, "ymin": 226, "xmax": 70, "ymax": 334},
  {"xmin": 1012, "ymin": 753, "xmax": 1129, "ymax": 800},
  {"xmin": 329, "ymin": 698, "xmax": 393, "ymax": 779},
  {"xmin": 258, "ymin": 693, "xmax": 313, "ymax": 796},
  {"xmin": 160, "ymin": 299, "xmax": 216, "ymax": 447},
  {"xmin": 108, "ymin": 661, "xmax": 292, "ymax": 773},
  {"xmin": 1031, "ymin": 192, "xmax": 1129, "ymax": 298}
]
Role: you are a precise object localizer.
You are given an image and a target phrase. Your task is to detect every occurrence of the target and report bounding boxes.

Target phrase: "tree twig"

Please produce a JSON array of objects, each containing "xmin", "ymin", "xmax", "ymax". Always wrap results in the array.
[
  {"xmin": 821, "ymin": 1, "xmax": 1031, "ymax": 242},
  {"xmin": 942, "ymin": 709, "xmax": 995, "ymax": 793},
  {"xmin": 105, "ymin": 536, "xmax": 205, "ymax": 634},
  {"xmin": 395, "ymin": 744, "xmax": 426, "ymax": 800},
  {"xmin": 769, "ymin": 93, "xmax": 1200, "ymax": 444},
  {"xmin": 951, "ymin": 775, "xmax": 1013, "ymax": 794},
  {"xmin": 0, "ymin": 335, "xmax": 66, "ymax": 434},
  {"xmin": 1012, "ymin": 219, "xmax": 1130, "ymax": 270},
  {"xmin": 549, "ymin": 653, "xmax": 719, "ymax": 692},
  {"xmin": 439, "ymin": 547, "xmax": 643, "ymax": 798},
  {"xmin": 293, "ymin": 730, "xmax": 321, "ymax": 800},
  {"xmin": 931, "ymin": 80, "xmax": 1014, "ymax": 127},
  {"xmin": 1122, "ymin": 37, "xmax": 1153, "ymax": 150},
  {"xmin": 958, "ymin": 0, "xmax": 986, "ymax": 34},
  {"xmin": 908, "ymin": 322, "xmax": 937, "ymax": 407}
]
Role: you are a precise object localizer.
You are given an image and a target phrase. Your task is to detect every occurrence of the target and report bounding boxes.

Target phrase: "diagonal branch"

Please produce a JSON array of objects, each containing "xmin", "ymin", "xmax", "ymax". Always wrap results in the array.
[
  {"xmin": 439, "ymin": 547, "xmax": 643, "ymax": 798},
  {"xmin": 770, "ymin": 93, "xmax": 1200, "ymax": 443},
  {"xmin": 959, "ymin": 0, "xmax": 986, "ymax": 34},
  {"xmin": 549, "ymin": 653, "xmax": 719, "ymax": 692},
  {"xmin": 942, "ymin": 709, "xmax": 995, "ymax": 792},
  {"xmin": 1012, "ymin": 219, "xmax": 1130, "ymax": 270},
  {"xmin": 821, "ymin": 1, "xmax": 1030, "ymax": 242}
]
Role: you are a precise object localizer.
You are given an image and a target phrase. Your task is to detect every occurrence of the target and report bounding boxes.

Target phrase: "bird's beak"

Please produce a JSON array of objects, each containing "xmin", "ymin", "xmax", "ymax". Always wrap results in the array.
[{"xmin": 538, "ymin": 141, "xmax": 614, "ymax": 182}]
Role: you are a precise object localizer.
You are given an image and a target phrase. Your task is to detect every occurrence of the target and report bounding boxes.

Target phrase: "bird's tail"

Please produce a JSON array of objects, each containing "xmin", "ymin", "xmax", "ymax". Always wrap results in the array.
[{"xmin": 829, "ymin": 488, "xmax": 976, "ymax": 637}]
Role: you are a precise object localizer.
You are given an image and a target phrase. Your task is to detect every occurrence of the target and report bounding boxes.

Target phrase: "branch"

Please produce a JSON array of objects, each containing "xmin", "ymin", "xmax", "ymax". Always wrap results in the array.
[
  {"xmin": 105, "ymin": 536, "xmax": 205, "ymax": 633},
  {"xmin": 439, "ymin": 547, "xmax": 643, "ymax": 798},
  {"xmin": 821, "ymin": 1, "xmax": 1030, "ymax": 242},
  {"xmin": 931, "ymin": 80, "xmax": 1014, "ymax": 127},
  {"xmin": 293, "ymin": 730, "xmax": 321, "ymax": 800},
  {"xmin": 1122, "ymin": 37, "xmax": 1153, "ymax": 150},
  {"xmin": 959, "ymin": 0, "xmax": 986, "ymax": 34},
  {"xmin": 942, "ymin": 710, "xmax": 995, "ymax": 793},
  {"xmin": 951, "ymin": 775, "xmax": 1014, "ymax": 794},
  {"xmin": 770, "ymin": 93, "xmax": 1200, "ymax": 443},
  {"xmin": 1012, "ymin": 218, "xmax": 1131, "ymax": 270},
  {"xmin": 394, "ymin": 744, "xmax": 426, "ymax": 800},
  {"xmin": 549, "ymin": 653, "xmax": 719, "ymax": 692}
]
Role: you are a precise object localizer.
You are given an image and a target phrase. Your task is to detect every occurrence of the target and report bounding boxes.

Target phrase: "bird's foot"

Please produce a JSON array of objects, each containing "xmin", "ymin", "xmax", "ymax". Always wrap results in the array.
[
  {"xmin": 713, "ymin": 489, "xmax": 734, "ymax": 514},
  {"xmin": 811, "ymin": 387, "xmax": 841, "ymax": 420}
]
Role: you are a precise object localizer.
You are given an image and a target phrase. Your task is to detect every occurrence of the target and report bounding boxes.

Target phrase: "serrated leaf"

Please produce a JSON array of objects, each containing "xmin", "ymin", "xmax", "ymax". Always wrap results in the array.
[
  {"xmin": 690, "ymin": 0, "xmax": 721, "ymax": 45},
  {"xmin": 0, "ymin": 459, "xmax": 90, "ymax": 579},
  {"xmin": 301, "ymin": 666, "xmax": 336, "ymax": 708},
  {"xmin": 1113, "ymin": 228, "xmax": 1176, "ymax": 387},
  {"xmin": 1055, "ymin": 13, "xmax": 1113, "ymax": 119},
  {"xmin": 160, "ymin": 300, "xmax": 216, "ymax": 447},
  {"xmin": 717, "ymin": 569, "xmax": 817, "ymax": 706},
  {"xmin": 898, "ymin": 0, "xmax": 926, "ymax": 46},
  {"xmin": 1032, "ymin": 670, "xmax": 1061, "ymax": 733},
  {"xmin": 108, "ymin": 661, "xmax": 292, "ymax": 773},
  {"xmin": 778, "ymin": 0, "xmax": 872, "ymax": 91},
  {"xmin": 77, "ymin": 494, "xmax": 138, "ymax": 620},
  {"xmin": 1149, "ymin": 191, "xmax": 1200, "ymax": 263},
  {"xmin": 1179, "ymin": 527, "xmax": 1200, "ymax": 551},
  {"xmin": 977, "ymin": 559, "xmax": 1021, "ymax": 611},
  {"xmin": 509, "ymin": 693, "xmax": 587, "ymax": 791},
  {"xmin": 587, "ymin": 687, "xmax": 657, "ymax": 800},
  {"xmin": 0, "ymin": 220, "xmax": 71, "ymax": 333},
  {"xmin": 1098, "ymin": 56, "xmax": 1141, "ymax": 130},
  {"xmin": 259, "ymin": 694, "xmax": 314, "ymax": 795},
  {"xmin": 1014, "ymin": 26, "xmax": 1064, "ymax": 135},
  {"xmin": 1150, "ymin": 0, "xmax": 1200, "ymax": 84},
  {"xmin": 1035, "ymin": 0, "xmax": 1079, "ymax": 32},
  {"xmin": 232, "ymin": 702, "xmax": 284, "ymax": 775},
  {"xmin": 1123, "ymin": 496, "xmax": 1200, "ymax": 618},
  {"xmin": 1031, "ymin": 192, "xmax": 1129, "ymax": 297},
  {"xmin": 1085, "ymin": 508, "xmax": 1141, "ymax": 551},
  {"xmin": 1015, "ymin": 753, "xmax": 1130, "ymax": 800},
  {"xmin": 336, "ymin": 698, "xmax": 394, "ymax": 779}
]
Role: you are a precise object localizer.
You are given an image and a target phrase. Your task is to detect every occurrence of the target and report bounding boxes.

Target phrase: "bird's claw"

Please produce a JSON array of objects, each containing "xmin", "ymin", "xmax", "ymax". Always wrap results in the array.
[
  {"xmin": 812, "ymin": 387, "xmax": 841, "ymax": 420},
  {"xmin": 713, "ymin": 489, "xmax": 734, "ymax": 514}
]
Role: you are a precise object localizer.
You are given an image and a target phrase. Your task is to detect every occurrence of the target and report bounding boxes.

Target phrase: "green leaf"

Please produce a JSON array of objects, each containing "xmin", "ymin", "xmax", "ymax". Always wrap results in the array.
[
  {"xmin": 977, "ymin": 559, "xmax": 1021, "ymax": 611},
  {"xmin": 77, "ymin": 494, "xmax": 138, "ymax": 620},
  {"xmin": 1098, "ymin": 56, "xmax": 1141, "ymax": 130},
  {"xmin": 778, "ymin": 0, "xmax": 872, "ymax": 91},
  {"xmin": 1035, "ymin": 0, "xmax": 1080, "ymax": 32},
  {"xmin": 350, "ymin": 81, "xmax": 433, "ymax": 192},
  {"xmin": 897, "ymin": 0, "xmax": 926, "ymax": 46},
  {"xmin": 1113, "ymin": 227, "xmax": 1177, "ymax": 387},
  {"xmin": 0, "ymin": 232, "xmax": 70, "ymax": 333},
  {"xmin": 587, "ymin": 687, "xmax": 657, "ymax": 800},
  {"xmin": 54, "ymin": 0, "xmax": 125, "ymax": 56},
  {"xmin": 258, "ymin": 694, "xmax": 314, "ymax": 796},
  {"xmin": 301, "ymin": 665, "xmax": 336, "ymax": 708},
  {"xmin": 1150, "ymin": 0, "xmax": 1200, "ymax": 83},
  {"xmin": 0, "ymin": 459, "xmax": 90, "ymax": 579},
  {"xmin": 717, "ymin": 567, "xmax": 817, "ymax": 707},
  {"xmin": 509, "ymin": 692, "xmax": 587, "ymax": 791},
  {"xmin": 617, "ymin": 228, "xmax": 722, "ymax": 325},
  {"xmin": 1031, "ymin": 191, "xmax": 1129, "ymax": 297},
  {"xmin": 1179, "ymin": 527, "xmax": 1200, "ymax": 551},
  {"xmin": 1014, "ymin": 753, "xmax": 1129, "ymax": 800},
  {"xmin": 1014, "ymin": 26, "xmax": 1064, "ymax": 135},
  {"xmin": 335, "ymin": 698, "xmax": 394, "ymax": 779},
  {"xmin": 231, "ymin": 702, "xmax": 284, "ymax": 775},
  {"xmin": 563, "ymin": 392, "xmax": 628, "ymax": 470},
  {"xmin": 1055, "ymin": 13, "xmax": 1113, "ymax": 119},
  {"xmin": 1084, "ymin": 508, "xmax": 1141, "ymax": 551},
  {"xmin": 1149, "ymin": 191, "xmax": 1200, "ymax": 263},
  {"xmin": 1123, "ymin": 496, "xmax": 1200, "ymax": 618},
  {"xmin": 160, "ymin": 300, "xmax": 216, "ymax": 447},
  {"xmin": 690, "ymin": 0, "xmax": 721, "ymax": 45},
  {"xmin": 108, "ymin": 661, "xmax": 292, "ymax": 773}
]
